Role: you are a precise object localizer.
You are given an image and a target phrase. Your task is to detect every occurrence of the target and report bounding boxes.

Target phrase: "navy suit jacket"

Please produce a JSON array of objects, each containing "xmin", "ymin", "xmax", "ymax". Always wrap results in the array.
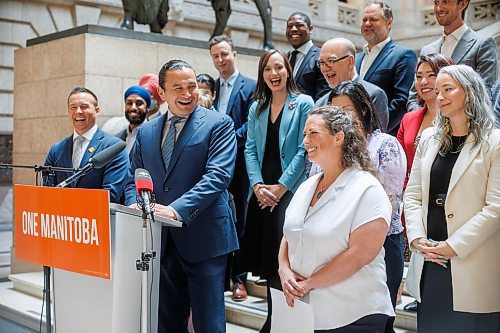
[
  {"xmin": 124, "ymin": 106, "xmax": 238, "ymax": 263},
  {"xmin": 356, "ymin": 40, "xmax": 417, "ymax": 135},
  {"xmin": 214, "ymin": 73, "xmax": 256, "ymax": 149},
  {"xmin": 289, "ymin": 45, "xmax": 330, "ymax": 101},
  {"xmin": 44, "ymin": 128, "xmax": 129, "ymax": 203}
]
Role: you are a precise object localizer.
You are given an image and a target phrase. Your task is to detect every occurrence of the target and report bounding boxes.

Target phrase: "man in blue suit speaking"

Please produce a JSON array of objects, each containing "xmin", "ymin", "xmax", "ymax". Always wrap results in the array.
[
  {"xmin": 44, "ymin": 87, "xmax": 129, "ymax": 203},
  {"xmin": 125, "ymin": 60, "xmax": 238, "ymax": 333}
]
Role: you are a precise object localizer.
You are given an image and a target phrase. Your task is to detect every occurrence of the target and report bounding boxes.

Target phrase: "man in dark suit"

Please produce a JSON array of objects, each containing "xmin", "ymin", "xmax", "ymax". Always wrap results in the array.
[
  {"xmin": 285, "ymin": 12, "xmax": 329, "ymax": 101},
  {"xmin": 407, "ymin": 0, "xmax": 497, "ymax": 111},
  {"xmin": 116, "ymin": 85, "xmax": 151, "ymax": 153},
  {"xmin": 125, "ymin": 60, "xmax": 238, "ymax": 333},
  {"xmin": 209, "ymin": 34, "xmax": 256, "ymax": 302},
  {"xmin": 44, "ymin": 87, "xmax": 128, "ymax": 203},
  {"xmin": 355, "ymin": 1, "xmax": 417, "ymax": 136},
  {"xmin": 315, "ymin": 37, "xmax": 389, "ymax": 132}
]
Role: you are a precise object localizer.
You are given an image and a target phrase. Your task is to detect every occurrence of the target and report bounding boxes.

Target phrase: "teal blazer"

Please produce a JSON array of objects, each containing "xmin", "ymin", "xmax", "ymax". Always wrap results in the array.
[{"xmin": 245, "ymin": 93, "xmax": 314, "ymax": 200}]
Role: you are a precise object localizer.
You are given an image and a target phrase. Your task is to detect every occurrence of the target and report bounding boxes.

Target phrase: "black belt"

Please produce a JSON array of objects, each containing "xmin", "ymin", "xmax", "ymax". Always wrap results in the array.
[{"xmin": 430, "ymin": 193, "xmax": 446, "ymax": 206}]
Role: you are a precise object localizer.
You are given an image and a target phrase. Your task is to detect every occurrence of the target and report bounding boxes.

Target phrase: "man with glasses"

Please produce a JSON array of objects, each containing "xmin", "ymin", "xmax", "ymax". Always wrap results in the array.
[
  {"xmin": 315, "ymin": 38, "xmax": 389, "ymax": 132},
  {"xmin": 285, "ymin": 11, "xmax": 329, "ymax": 101},
  {"xmin": 407, "ymin": 0, "xmax": 497, "ymax": 111},
  {"xmin": 355, "ymin": 1, "xmax": 417, "ymax": 136}
]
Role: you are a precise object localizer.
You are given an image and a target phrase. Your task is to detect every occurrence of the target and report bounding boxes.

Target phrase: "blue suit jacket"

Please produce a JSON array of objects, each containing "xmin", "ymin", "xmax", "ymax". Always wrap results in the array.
[
  {"xmin": 214, "ymin": 73, "xmax": 256, "ymax": 149},
  {"xmin": 44, "ymin": 128, "xmax": 129, "ymax": 204},
  {"xmin": 289, "ymin": 45, "xmax": 330, "ymax": 101},
  {"xmin": 245, "ymin": 93, "xmax": 314, "ymax": 199},
  {"xmin": 356, "ymin": 40, "xmax": 417, "ymax": 135},
  {"xmin": 124, "ymin": 106, "xmax": 238, "ymax": 263}
]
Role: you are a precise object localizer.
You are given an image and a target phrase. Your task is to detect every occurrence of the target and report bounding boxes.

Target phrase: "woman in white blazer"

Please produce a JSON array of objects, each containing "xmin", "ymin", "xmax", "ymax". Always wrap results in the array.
[
  {"xmin": 404, "ymin": 65, "xmax": 499, "ymax": 332},
  {"xmin": 278, "ymin": 106, "xmax": 394, "ymax": 332}
]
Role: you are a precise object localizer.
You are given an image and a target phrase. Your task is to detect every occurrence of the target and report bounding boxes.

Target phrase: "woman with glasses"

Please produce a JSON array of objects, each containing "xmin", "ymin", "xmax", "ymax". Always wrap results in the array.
[
  {"xmin": 241, "ymin": 49, "xmax": 314, "ymax": 333},
  {"xmin": 404, "ymin": 65, "xmax": 500, "ymax": 332}
]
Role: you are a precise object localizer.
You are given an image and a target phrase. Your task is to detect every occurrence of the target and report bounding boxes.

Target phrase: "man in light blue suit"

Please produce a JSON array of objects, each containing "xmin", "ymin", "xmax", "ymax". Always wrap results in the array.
[
  {"xmin": 209, "ymin": 34, "xmax": 256, "ymax": 301},
  {"xmin": 124, "ymin": 60, "xmax": 238, "ymax": 333},
  {"xmin": 44, "ymin": 87, "xmax": 128, "ymax": 203},
  {"xmin": 315, "ymin": 38, "xmax": 389, "ymax": 132},
  {"xmin": 355, "ymin": 1, "xmax": 417, "ymax": 136},
  {"xmin": 407, "ymin": 0, "xmax": 498, "ymax": 111}
]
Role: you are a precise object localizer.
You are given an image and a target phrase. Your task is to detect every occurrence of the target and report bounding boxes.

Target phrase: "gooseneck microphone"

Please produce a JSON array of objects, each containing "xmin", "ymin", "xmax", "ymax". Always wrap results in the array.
[
  {"xmin": 56, "ymin": 141, "xmax": 127, "ymax": 188},
  {"xmin": 135, "ymin": 168, "xmax": 155, "ymax": 220}
]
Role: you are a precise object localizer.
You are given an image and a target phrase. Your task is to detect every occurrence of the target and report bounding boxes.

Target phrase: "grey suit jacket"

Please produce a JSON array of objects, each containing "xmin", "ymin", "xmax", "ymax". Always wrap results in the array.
[
  {"xmin": 315, "ymin": 77, "xmax": 389, "ymax": 132},
  {"xmin": 408, "ymin": 28, "xmax": 498, "ymax": 111}
]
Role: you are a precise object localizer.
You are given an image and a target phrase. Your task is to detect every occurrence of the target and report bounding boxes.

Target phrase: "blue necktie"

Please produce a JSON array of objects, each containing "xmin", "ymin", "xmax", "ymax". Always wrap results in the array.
[{"xmin": 161, "ymin": 116, "xmax": 181, "ymax": 171}]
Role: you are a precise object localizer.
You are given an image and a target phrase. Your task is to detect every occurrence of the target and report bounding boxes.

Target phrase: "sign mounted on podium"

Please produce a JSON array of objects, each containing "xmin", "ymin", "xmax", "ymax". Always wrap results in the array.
[{"xmin": 14, "ymin": 185, "xmax": 111, "ymax": 279}]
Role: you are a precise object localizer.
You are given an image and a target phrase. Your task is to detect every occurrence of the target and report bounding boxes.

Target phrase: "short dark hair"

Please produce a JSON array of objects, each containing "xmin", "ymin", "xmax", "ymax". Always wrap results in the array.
[
  {"xmin": 209, "ymin": 35, "xmax": 235, "ymax": 52},
  {"xmin": 288, "ymin": 12, "xmax": 312, "ymax": 26},
  {"xmin": 329, "ymin": 81, "xmax": 381, "ymax": 134},
  {"xmin": 196, "ymin": 73, "xmax": 216, "ymax": 95},
  {"xmin": 158, "ymin": 59, "xmax": 195, "ymax": 90},
  {"xmin": 364, "ymin": 0, "xmax": 393, "ymax": 21},
  {"xmin": 458, "ymin": 0, "xmax": 470, "ymax": 19},
  {"xmin": 67, "ymin": 87, "xmax": 98, "ymax": 106}
]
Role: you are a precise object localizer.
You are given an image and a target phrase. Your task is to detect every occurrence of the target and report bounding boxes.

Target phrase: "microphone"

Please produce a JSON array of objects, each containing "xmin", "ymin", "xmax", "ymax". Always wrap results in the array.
[
  {"xmin": 56, "ymin": 141, "xmax": 127, "ymax": 188},
  {"xmin": 90, "ymin": 140, "xmax": 127, "ymax": 169},
  {"xmin": 135, "ymin": 168, "xmax": 154, "ymax": 220}
]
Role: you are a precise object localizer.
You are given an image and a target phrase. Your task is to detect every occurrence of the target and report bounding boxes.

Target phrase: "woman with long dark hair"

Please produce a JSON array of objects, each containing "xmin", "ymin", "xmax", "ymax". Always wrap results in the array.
[{"xmin": 241, "ymin": 49, "xmax": 314, "ymax": 333}]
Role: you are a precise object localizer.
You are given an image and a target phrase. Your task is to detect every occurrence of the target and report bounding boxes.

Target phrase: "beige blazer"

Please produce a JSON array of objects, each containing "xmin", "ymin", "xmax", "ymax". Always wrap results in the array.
[{"xmin": 404, "ymin": 127, "xmax": 500, "ymax": 313}]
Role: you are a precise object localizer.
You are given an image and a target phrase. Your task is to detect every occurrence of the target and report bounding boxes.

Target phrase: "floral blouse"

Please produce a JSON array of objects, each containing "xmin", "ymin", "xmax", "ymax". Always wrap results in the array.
[{"xmin": 309, "ymin": 129, "xmax": 407, "ymax": 235}]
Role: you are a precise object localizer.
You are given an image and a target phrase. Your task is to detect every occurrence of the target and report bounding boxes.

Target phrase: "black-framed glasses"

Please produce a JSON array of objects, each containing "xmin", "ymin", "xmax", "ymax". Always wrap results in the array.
[{"xmin": 316, "ymin": 55, "xmax": 350, "ymax": 69}]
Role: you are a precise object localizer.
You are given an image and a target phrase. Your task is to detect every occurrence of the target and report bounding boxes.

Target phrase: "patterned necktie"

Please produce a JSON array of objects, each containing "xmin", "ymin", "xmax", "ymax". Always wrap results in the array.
[
  {"xmin": 72, "ymin": 136, "xmax": 85, "ymax": 169},
  {"xmin": 161, "ymin": 116, "xmax": 181, "ymax": 171},
  {"xmin": 289, "ymin": 50, "xmax": 299, "ymax": 70}
]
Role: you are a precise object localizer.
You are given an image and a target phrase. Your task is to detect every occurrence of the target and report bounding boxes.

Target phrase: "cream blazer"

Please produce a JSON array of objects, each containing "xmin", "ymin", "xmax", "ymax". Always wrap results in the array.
[{"xmin": 404, "ymin": 127, "xmax": 500, "ymax": 313}]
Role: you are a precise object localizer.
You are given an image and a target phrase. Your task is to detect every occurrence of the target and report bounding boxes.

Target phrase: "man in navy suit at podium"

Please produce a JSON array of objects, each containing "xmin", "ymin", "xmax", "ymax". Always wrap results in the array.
[
  {"xmin": 125, "ymin": 59, "xmax": 238, "ymax": 333},
  {"xmin": 44, "ymin": 87, "xmax": 129, "ymax": 203}
]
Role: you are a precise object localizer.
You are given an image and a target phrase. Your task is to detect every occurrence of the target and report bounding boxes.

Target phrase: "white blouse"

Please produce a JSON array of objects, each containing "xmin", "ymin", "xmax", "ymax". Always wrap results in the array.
[{"xmin": 283, "ymin": 168, "xmax": 395, "ymax": 329}]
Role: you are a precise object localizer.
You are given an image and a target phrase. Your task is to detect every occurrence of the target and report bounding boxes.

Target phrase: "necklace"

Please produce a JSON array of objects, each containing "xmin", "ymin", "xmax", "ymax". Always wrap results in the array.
[{"xmin": 316, "ymin": 188, "xmax": 325, "ymax": 200}]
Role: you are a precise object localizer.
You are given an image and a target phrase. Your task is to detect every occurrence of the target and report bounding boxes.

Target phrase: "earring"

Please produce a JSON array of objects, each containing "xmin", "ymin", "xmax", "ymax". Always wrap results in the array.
[{"xmin": 444, "ymin": 117, "xmax": 451, "ymax": 134}]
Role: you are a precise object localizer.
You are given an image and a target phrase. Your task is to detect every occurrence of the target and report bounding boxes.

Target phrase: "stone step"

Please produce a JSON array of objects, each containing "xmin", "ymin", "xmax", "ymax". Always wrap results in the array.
[{"xmin": 227, "ymin": 277, "xmax": 417, "ymax": 332}]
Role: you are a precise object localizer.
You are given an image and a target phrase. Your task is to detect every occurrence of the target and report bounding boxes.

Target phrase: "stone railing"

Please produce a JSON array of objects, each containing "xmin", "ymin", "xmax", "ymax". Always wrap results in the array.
[{"xmin": 336, "ymin": 2, "xmax": 359, "ymax": 27}]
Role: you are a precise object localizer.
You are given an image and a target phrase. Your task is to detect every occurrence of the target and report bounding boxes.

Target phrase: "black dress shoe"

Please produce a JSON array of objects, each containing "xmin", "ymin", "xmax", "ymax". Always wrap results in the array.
[{"xmin": 404, "ymin": 300, "xmax": 418, "ymax": 312}]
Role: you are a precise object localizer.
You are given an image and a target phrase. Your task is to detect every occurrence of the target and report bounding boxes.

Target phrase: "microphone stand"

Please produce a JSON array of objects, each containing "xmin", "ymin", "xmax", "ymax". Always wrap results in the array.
[
  {"xmin": 1, "ymin": 163, "xmax": 80, "ymax": 333},
  {"xmin": 135, "ymin": 196, "xmax": 156, "ymax": 333}
]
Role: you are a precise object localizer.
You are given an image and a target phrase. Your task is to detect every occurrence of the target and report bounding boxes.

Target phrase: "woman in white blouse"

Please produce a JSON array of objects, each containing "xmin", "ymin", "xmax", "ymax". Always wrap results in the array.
[{"xmin": 278, "ymin": 105, "xmax": 394, "ymax": 332}]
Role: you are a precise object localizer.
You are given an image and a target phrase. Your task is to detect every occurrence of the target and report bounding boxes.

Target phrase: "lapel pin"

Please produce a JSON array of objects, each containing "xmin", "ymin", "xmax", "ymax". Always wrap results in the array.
[
  {"xmin": 288, "ymin": 101, "xmax": 296, "ymax": 110},
  {"xmin": 88, "ymin": 147, "xmax": 95, "ymax": 153}
]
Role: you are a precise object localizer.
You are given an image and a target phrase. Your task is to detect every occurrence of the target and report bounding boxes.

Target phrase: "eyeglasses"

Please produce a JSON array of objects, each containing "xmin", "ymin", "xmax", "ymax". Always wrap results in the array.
[{"xmin": 316, "ymin": 55, "xmax": 350, "ymax": 69}]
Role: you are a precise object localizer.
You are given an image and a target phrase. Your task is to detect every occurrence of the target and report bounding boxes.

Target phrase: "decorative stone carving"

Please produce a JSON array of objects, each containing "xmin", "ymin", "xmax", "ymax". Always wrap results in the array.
[
  {"xmin": 472, "ymin": 0, "xmax": 499, "ymax": 21},
  {"xmin": 423, "ymin": 8, "xmax": 438, "ymax": 27},
  {"xmin": 338, "ymin": 3, "xmax": 358, "ymax": 26}
]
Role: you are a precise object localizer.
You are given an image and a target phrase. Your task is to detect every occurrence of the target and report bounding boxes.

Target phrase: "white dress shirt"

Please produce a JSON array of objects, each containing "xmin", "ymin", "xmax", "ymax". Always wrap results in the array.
[
  {"xmin": 441, "ymin": 23, "xmax": 468, "ymax": 58},
  {"xmin": 359, "ymin": 37, "xmax": 391, "ymax": 79},
  {"xmin": 72, "ymin": 124, "xmax": 98, "ymax": 168},
  {"xmin": 290, "ymin": 40, "xmax": 313, "ymax": 77},
  {"xmin": 283, "ymin": 168, "xmax": 394, "ymax": 329}
]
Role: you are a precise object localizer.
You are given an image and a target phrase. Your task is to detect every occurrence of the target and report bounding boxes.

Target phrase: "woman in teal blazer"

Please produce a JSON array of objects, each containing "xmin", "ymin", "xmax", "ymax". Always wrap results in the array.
[{"xmin": 240, "ymin": 49, "xmax": 314, "ymax": 333}]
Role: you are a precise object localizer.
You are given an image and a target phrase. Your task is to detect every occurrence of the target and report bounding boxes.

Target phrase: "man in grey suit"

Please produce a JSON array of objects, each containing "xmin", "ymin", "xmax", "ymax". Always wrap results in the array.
[
  {"xmin": 407, "ymin": 0, "xmax": 497, "ymax": 111},
  {"xmin": 316, "ymin": 38, "xmax": 389, "ymax": 132}
]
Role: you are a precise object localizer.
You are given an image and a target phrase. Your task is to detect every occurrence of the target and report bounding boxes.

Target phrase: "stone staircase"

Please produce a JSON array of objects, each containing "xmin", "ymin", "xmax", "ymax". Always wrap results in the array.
[{"xmin": 225, "ymin": 271, "xmax": 417, "ymax": 332}]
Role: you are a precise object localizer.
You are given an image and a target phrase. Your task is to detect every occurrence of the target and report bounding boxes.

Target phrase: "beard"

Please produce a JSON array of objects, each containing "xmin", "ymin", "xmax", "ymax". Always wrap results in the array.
[{"xmin": 125, "ymin": 109, "xmax": 147, "ymax": 125}]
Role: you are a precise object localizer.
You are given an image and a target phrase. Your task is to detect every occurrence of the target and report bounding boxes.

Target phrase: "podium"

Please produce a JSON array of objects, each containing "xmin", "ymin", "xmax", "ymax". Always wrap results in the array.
[{"xmin": 52, "ymin": 203, "xmax": 182, "ymax": 333}]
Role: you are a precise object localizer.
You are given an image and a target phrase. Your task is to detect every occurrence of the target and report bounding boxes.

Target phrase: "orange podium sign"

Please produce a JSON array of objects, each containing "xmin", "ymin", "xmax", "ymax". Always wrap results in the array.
[{"xmin": 14, "ymin": 185, "xmax": 111, "ymax": 279}]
